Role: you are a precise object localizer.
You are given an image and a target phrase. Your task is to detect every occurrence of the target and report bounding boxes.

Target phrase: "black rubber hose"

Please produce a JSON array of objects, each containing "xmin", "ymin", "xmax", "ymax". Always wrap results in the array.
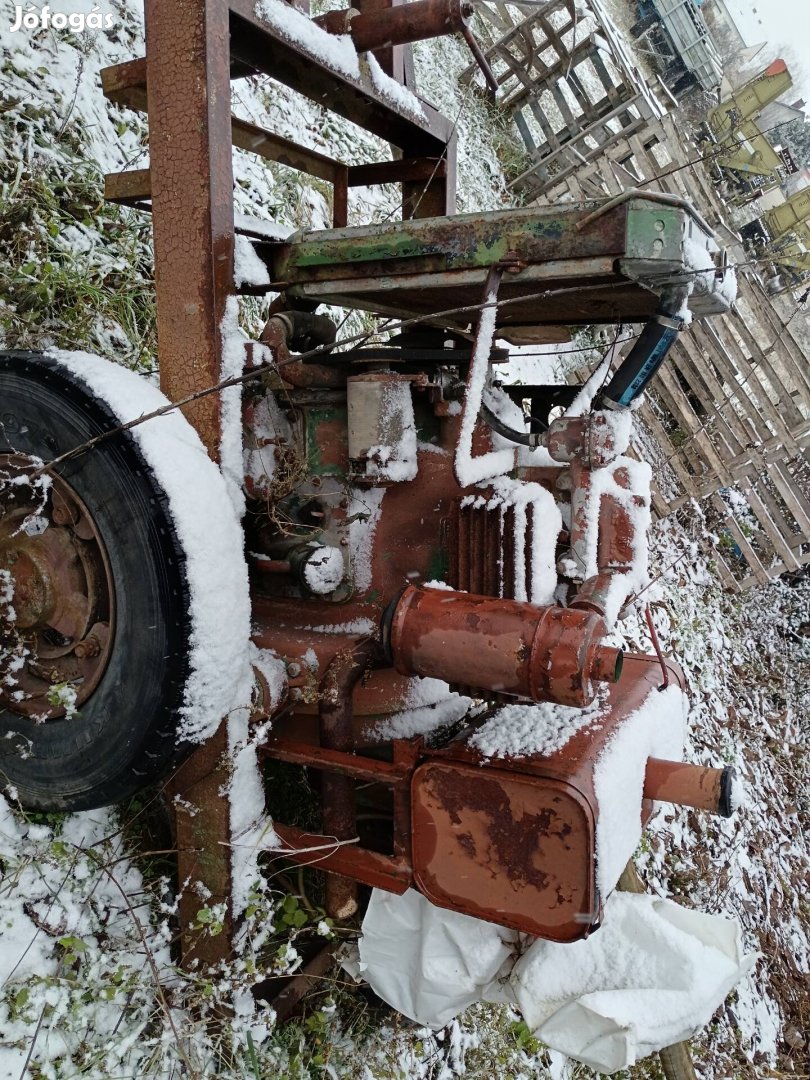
[
  {"xmin": 480, "ymin": 402, "xmax": 546, "ymax": 447},
  {"xmin": 597, "ymin": 286, "xmax": 691, "ymax": 409}
]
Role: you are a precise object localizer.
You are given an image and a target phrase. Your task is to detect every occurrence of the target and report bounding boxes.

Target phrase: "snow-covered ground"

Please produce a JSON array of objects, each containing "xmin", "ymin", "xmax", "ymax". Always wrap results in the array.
[{"xmin": 0, "ymin": 2, "xmax": 808, "ymax": 1078}]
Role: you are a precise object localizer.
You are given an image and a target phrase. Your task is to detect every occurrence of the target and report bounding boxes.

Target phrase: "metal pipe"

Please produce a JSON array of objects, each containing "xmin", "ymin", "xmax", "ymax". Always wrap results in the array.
[
  {"xmin": 385, "ymin": 585, "xmax": 622, "ymax": 708},
  {"xmin": 570, "ymin": 571, "xmax": 626, "ymax": 619},
  {"xmin": 597, "ymin": 289, "xmax": 689, "ymax": 410},
  {"xmin": 459, "ymin": 23, "xmax": 499, "ymax": 99},
  {"xmin": 252, "ymin": 558, "xmax": 292, "ymax": 574},
  {"xmin": 569, "ymin": 487, "xmax": 641, "ymax": 618},
  {"xmin": 315, "ymin": 0, "xmax": 473, "ymax": 52},
  {"xmin": 271, "ymin": 944, "xmax": 338, "ymax": 1024},
  {"xmin": 264, "ymin": 311, "xmax": 336, "ymax": 354},
  {"xmin": 480, "ymin": 402, "xmax": 545, "ymax": 447},
  {"xmin": 318, "ymin": 636, "xmax": 383, "ymax": 919},
  {"xmin": 643, "ymin": 758, "xmax": 742, "ymax": 817}
]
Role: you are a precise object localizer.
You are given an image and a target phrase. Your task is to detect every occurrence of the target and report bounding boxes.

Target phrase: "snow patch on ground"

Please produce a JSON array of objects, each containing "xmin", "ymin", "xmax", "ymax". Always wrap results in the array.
[{"xmin": 0, "ymin": 801, "xmax": 183, "ymax": 1079}]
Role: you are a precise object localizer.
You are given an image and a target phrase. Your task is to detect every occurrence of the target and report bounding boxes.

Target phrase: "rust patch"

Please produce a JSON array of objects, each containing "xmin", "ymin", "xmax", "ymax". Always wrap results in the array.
[
  {"xmin": 411, "ymin": 761, "xmax": 596, "ymax": 940},
  {"xmin": 0, "ymin": 459, "xmax": 115, "ymax": 720}
]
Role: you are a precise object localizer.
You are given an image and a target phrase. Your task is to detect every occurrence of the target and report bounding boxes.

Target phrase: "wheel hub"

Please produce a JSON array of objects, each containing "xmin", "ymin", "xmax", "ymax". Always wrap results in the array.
[{"xmin": 0, "ymin": 456, "xmax": 115, "ymax": 720}]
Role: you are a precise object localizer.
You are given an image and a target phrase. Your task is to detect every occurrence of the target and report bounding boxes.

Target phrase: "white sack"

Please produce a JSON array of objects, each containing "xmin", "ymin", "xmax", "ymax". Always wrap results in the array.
[
  {"xmin": 357, "ymin": 889, "xmax": 756, "ymax": 1073},
  {"xmin": 357, "ymin": 888, "xmax": 517, "ymax": 1028},
  {"xmin": 511, "ymin": 891, "xmax": 758, "ymax": 1074}
]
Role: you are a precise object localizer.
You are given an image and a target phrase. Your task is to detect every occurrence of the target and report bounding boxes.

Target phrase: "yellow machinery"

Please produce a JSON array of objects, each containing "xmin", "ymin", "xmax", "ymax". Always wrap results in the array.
[
  {"xmin": 703, "ymin": 60, "xmax": 796, "ymax": 200},
  {"xmin": 762, "ymin": 188, "xmax": 810, "ymax": 244},
  {"xmin": 707, "ymin": 59, "xmax": 793, "ymax": 141}
]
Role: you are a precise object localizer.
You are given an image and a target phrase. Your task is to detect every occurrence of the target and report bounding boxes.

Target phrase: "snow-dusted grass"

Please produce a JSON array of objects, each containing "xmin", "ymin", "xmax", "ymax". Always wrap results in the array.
[
  {"xmin": 0, "ymin": 2, "xmax": 154, "ymax": 368},
  {"xmin": 609, "ymin": 513, "xmax": 810, "ymax": 1079}
]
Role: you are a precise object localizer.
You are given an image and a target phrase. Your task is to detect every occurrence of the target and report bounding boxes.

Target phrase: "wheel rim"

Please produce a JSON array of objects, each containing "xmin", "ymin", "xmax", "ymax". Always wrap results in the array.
[{"xmin": 0, "ymin": 455, "xmax": 116, "ymax": 720}]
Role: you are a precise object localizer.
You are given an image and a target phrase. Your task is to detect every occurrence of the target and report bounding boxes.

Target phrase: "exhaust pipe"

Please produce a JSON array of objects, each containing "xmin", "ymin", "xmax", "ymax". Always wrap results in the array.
[{"xmin": 644, "ymin": 758, "xmax": 743, "ymax": 817}]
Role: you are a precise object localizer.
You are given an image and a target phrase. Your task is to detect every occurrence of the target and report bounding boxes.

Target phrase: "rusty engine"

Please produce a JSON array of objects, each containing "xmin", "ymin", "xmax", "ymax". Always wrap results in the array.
[
  {"xmin": 243, "ymin": 198, "xmax": 738, "ymax": 937},
  {"xmin": 0, "ymin": 0, "xmax": 741, "ymax": 948}
]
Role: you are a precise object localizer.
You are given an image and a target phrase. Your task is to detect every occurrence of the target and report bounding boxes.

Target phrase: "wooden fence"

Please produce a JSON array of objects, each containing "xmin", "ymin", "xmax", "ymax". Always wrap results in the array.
[{"xmin": 468, "ymin": 1, "xmax": 810, "ymax": 586}]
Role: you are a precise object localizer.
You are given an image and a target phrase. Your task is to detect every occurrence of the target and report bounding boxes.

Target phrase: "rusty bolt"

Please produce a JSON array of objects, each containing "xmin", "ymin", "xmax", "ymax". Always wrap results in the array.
[
  {"xmin": 51, "ymin": 502, "xmax": 75, "ymax": 526},
  {"xmin": 286, "ymin": 661, "xmax": 302, "ymax": 678},
  {"xmin": 289, "ymin": 687, "xmax": 304, "ymax": 702},
  {"xmin": 74, "ymin": 635, "xmax": 101, "ymax": 659}
]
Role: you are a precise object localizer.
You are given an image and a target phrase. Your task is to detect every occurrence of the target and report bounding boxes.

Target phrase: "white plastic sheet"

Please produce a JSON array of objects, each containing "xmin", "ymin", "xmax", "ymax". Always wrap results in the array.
[
  {"xmin": 357, "ymin": 889, "xmax": 516, "ymax": 1028},
  {"xmin": 356, "ymin": 889, "xmax": 757, "ymax": 1073},
  {"xmin": 511, "ymin": 892, "xmax": 758, "ymax": 1072}
]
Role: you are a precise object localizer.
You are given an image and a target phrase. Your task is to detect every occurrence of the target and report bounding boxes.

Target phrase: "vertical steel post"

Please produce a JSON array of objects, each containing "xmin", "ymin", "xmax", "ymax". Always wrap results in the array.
[
  {"xmin": 145, "ymin": 0, "xmax": 235, "ymax": 458},
  {"xmin": 144, "ymin": 0, "xmax": 237, "ymax": 969},
  {"xmin": 403, "ymin": 134, "xmax": 457, "ymax": 217}
]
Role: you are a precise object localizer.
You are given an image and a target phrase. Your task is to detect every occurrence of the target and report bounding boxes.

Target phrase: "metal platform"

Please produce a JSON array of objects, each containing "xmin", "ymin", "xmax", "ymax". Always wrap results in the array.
[{"xmin": 265, "ymin": 195, "xmax": 735, "ymax": 328}]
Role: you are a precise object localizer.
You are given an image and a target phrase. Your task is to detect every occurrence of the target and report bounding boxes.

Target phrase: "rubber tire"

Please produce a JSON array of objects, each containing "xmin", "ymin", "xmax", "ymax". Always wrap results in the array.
[{"xmin": 0, "ymin": 351, "xmax": 192, "ymax": 811}]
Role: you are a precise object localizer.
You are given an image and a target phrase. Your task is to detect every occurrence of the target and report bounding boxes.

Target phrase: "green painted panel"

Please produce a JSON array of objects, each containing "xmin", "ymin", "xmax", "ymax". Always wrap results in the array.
[{"xmin": 624, "ymin": 205, "xmax": 684, "ymax": 264}]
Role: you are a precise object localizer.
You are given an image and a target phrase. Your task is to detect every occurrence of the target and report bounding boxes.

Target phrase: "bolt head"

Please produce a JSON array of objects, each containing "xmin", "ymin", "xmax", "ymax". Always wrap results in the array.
[{"xmin": 74, "ymin": 635, "xmax": 101, "ymax": 659}]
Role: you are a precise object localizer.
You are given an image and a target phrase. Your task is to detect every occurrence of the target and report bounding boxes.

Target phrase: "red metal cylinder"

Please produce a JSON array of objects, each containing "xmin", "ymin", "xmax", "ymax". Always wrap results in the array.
[
  {"xmin": 387, "ymin": 586, "xmax": 622, "ymax": 707},
  {"xmin": 315, "ymin": 0, "xmax": 473, "ymax": 52},
  {"xmin": 546, "ymin": 413, "xmax": 619, "ymax": 468},
  {"xmin": 644, "ymin": 758, "xmax": 740, "ymax": 817}
]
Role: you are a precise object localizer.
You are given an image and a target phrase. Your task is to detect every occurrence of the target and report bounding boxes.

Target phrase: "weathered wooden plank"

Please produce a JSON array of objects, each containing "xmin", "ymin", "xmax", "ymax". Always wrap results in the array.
[
  {"xmin": 709, "ymin": 494, "xmax": 771, "ymax": 585},
  {"xmin": 737, "ymin": 484, "xmax": 801, "ymax": 570}
]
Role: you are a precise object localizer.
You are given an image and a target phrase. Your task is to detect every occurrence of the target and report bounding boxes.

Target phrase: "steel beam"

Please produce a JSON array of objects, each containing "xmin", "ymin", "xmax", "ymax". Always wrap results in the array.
[
  {"xmin": 103, "ymin": 35, "xmax": 450, "ymax": 155},
  {"xmin": 145, "ymin": 0, "xmax": 236, "ymax": 970},
  {"xmin": 227, "ymin": 0, "xmax": 453, "ymax": 153},
  {"xmin": 165, "ymin": 726, "xmax": 234, "ymax": 969},
  {"xmin": 145, "ymin": 0, "xmax": 234, "ymax": 456},
  {"xmin": 101, "ymin": 69, "xmax": 345, "ymax": 184}
]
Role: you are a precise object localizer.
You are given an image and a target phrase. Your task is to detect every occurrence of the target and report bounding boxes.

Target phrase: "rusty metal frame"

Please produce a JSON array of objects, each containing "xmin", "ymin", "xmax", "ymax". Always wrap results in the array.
[
  {"xmin": 101, "ymin": 0, "xmax": 460, "ymax": 971},
  {"xmin": 259, "ymin": 652, "xmax": 731, "ymax": 942},
  {"xmin": 96, "ymin": 0, "xmax": 736, "ymax": 978},
  {"xmin": 102, "ymin": 0, "xmax": 458, "ymax": 231}
]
